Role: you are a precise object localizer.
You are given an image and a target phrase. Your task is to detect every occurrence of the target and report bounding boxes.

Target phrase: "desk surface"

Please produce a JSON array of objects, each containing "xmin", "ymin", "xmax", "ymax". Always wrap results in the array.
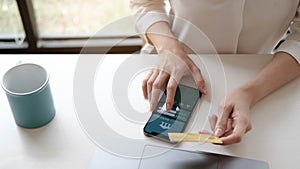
[{"xmin": 0, "ymin": 54, "xmax": 299, "ymax": 169}]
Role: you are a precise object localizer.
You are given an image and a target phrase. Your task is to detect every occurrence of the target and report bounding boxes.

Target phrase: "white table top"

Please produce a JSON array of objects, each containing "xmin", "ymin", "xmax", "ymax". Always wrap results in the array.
[{"xmin": 0, "ymin": 54, "xmax": 299, "ymax": 169}]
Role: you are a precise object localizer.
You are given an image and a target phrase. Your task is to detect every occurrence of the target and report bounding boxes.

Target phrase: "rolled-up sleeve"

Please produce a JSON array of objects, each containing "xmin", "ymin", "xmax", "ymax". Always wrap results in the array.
[
  {"xmin": 130, "ymin": 0, "xmax": 170, "ymax": 35},
  {"xmin": 276, "ymin": 5, "xmax": 300, "ymax": 64}
]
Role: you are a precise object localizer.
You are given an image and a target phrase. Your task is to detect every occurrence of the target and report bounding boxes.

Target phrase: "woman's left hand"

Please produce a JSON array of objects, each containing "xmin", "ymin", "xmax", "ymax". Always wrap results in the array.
[{"xmin": 208, "ymin": 87, "xmax": 253, "ymax": 145}]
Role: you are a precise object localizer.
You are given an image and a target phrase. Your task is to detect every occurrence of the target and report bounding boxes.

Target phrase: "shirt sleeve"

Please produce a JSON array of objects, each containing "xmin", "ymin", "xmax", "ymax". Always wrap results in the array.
[
  {"xmin": 130, "ymin": 0, "xmax": 170, "ymax": 34},
  {"xmin": 275, "ymin": 4, "xmax": 300, "ymax": 64}
]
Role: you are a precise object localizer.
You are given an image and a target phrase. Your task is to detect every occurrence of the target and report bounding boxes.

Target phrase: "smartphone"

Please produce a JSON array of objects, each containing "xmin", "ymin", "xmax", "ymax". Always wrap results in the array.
[{"xmin": 143, "ymin": 84, "xmax": 202, "ymax": 143}]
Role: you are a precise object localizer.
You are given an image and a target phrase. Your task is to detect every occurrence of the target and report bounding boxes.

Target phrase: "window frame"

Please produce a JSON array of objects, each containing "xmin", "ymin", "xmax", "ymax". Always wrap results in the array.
[{"xmin": 0, "ymin": 0, "xmax": 141, "ymax": 54}]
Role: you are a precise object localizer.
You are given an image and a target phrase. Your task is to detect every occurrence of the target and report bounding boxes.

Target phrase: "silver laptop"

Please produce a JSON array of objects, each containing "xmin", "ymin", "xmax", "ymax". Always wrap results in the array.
[
  {"xmin": 138, "ymin": 145, "xmax": 269, "ymax": 169},
  {"xmin": 88, "ymin": 145, "xmax": 269, "ymax": 169}
]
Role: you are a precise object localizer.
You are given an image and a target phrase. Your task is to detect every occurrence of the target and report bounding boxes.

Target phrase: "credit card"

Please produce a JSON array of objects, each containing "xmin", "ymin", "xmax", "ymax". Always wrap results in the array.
[{"xmin": 168, "ymin": 133, "xmax": 223, "ymax": 144}]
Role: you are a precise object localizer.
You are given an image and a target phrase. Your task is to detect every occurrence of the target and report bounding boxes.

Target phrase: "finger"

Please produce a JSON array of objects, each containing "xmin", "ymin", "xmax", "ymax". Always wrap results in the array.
[
  {"xmin": 225, "ymin": 118, "xmax": 233, "ymax": 133},
  {"xmin": 198, "ymin": 130, "xmax": 212, "ymax": 135},
  {"xmin": 150, "ymin": 72, "xmax": 169, "ymax": 112},
  {"xmin": 147, "ymin": 70, "xmax": 159, "ymax": 102},
  {"xmin": 165, "ymin": 77, "xmax": 178, "ymax": 111},
  {"xmin": 246, "ymin": 123, "xmax": 252, "ymax": 133},
  {"xmin": 215, "ymin": 103, "xmax": 234, "ymax": 137},
  {"xmin": 221, "ymin": 121, "xmax": 248, "ymax": 145},
  {"xmin": 190, "ymin": 66, "xmax": 206, "ymax": 95},
  {"xmin": 142, "ymin": 70, "xmax": 153, "ymax": 99},
  {"xmin": 150, "ymin": 88, "xmax": 163, "ymax": 112},
  {"xmin": 222, "ymin": 129, "xmax": 233, "ymax": 137},
  {"xmin": 208, "ymin": 114, "xmax": 217, "ymax": 132},
  {"xmin": 209, "ymin": 115, "xmax": 233, "ymax": 134},
  {"xmin": 199, "ymin": 130, "xmax": 211, "ymax": 134}
]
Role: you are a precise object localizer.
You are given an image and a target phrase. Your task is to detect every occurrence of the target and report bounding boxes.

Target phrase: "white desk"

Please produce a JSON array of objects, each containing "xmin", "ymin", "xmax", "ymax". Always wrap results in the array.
[{"xmin": 0, "ymin": 54, "xmax": 299, "ymax": 169}]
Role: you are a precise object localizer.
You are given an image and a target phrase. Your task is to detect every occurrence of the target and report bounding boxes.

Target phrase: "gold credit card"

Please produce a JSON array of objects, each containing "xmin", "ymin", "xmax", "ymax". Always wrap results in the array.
[{"xmin": 168, "ymin": 133, "xmax": 223, "ymax": 144}]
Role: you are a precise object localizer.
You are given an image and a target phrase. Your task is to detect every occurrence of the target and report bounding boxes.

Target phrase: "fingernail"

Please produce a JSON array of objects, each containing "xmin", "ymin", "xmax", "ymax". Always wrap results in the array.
[{"xmin": 215, "ymin": 128, "xmax": 223, "ymax": 137}]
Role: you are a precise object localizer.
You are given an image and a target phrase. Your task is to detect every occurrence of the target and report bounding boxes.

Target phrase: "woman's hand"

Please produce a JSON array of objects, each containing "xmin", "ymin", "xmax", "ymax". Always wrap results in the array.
[
  {"xmin": 142, "ymin": 21, "xmax": 206, "ymax": 112},
  {"xmin": 208, "ymin": 87, "xmax": 253, "ymax": 145},
  {"xmin": 205, "ymin": 52, "xmax": 300, "ymax": 145},
  {"xmin": 142, "ymin": 40, "xmax": 206, "ymax": 112}
]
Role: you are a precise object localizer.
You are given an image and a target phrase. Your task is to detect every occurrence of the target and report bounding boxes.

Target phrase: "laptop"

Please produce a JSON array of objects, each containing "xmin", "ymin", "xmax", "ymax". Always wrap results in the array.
[
  {"xmin": 88, "ymin": 145, "xmax": 269, "ymax": 169},
  {"xmin": 138, "ymin": 145, "xmax": 269, "ymax": 169}
]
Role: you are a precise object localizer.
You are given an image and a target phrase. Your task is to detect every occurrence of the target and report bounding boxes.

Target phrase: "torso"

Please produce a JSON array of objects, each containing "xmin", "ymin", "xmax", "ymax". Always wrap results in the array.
[{"xmin": 168, "ymin": 0, "xmax": 299, "ymax": 54}]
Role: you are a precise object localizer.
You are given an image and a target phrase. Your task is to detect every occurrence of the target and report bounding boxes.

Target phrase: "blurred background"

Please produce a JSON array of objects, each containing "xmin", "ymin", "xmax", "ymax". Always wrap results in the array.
[{"xmin": 0, "ymin": 0, "xmax": 141, "ymax": 54}]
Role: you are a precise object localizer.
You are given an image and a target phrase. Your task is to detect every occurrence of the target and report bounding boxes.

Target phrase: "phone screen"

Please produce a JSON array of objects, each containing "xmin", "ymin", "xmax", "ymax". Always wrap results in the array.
[{"xmin": 143, "ymin": 84, "xmax": 201, "ymax": 143}]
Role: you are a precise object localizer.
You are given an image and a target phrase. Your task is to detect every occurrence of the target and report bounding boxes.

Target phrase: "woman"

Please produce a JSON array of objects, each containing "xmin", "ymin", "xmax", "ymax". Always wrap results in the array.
[{"xmin": 130, "ymin": 0, "xmax": 300, "ymax": 144}]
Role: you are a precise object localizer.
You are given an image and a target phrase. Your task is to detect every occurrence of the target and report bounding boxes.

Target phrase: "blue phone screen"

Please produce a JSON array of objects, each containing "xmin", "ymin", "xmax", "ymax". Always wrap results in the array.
[{"xmin": 144, "ymin": 84, "xmax": 201, "ymax": 141}]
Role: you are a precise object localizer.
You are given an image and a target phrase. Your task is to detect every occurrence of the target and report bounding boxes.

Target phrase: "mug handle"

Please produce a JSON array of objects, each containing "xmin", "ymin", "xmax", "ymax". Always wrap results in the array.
[{"xmin": 16, "ymin": 60, "xmax": 23, "ymax": 65}]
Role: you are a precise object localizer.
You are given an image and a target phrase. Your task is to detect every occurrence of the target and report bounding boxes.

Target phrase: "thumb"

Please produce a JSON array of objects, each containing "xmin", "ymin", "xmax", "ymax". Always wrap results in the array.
[
  {"xmin": 190, "ymin": 66, "xmax": 206, "ymax": 95},
  {"xmin": 215, "ymin": 103, "xmax": 233, "ymax": 137}
]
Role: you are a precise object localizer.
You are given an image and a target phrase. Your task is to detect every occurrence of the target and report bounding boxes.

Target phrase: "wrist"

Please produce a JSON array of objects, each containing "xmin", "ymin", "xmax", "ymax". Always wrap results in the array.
[
  {"xmin": 147, "ymin": 33, "xmax": 182, "ymax": 51},
  {"xmin": 239, "ymin": 82, "xmax": 260, "ymax": 107},
  {"xmin": 146, "ymin": 21, "xmax": 178, "ymax": 49}
]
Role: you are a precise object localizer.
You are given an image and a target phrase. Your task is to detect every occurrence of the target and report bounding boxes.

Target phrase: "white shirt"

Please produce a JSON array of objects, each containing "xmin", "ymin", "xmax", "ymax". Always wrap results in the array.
[{"xmin": 130, "ymin": 0, "xmax": 300, "ymax": 63}]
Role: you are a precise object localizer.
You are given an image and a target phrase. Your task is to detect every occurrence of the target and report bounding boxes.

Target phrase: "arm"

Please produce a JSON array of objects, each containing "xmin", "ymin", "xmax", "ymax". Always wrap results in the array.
[
  {"xmin": 244, "ymin": 52, "xmax": 300, "ymax": 106},
  {"xmin": 210, "ymin": 4, "xmax": 300, "ymax": 145},
  {"xmin": 275, "ymin": 4, "xmax": 300, "ymax": 64},
  {"xmin": 130, "ymin": 0, "xmax": 206, "ymax": 111},
  {"xmin": 145, "ymin": 23, "xmax": 206, "ymax": 111},
  {"xmin": 130, "ymin": 0, "xmax": 171, "ymax": 45},
  {"xmin": 248, "ymin": 3, "xmax": 300, "ymax": 101},
  {"xmin": 211, "ymin": 52, "xmax": 300, "ymax": 145}
]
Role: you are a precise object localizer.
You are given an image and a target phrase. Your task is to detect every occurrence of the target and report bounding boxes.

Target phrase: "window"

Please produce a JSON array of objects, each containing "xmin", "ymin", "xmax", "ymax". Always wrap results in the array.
[
  {"xmin": 0, "ymin": 0, "xmax": 26, "ymax": 47},
  {"xmin": 32, "ymin": 0, "xmax": 135, "ymax": 37},
  {"xmin": 0, "ymin": 0, "xmax": 141, "ymax": 54}
]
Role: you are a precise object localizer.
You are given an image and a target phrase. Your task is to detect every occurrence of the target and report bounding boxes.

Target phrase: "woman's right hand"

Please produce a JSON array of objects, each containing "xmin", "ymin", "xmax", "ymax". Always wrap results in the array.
[{"xmin": 142, "ymin": 38, "xmax": 207, "ymax": 112}]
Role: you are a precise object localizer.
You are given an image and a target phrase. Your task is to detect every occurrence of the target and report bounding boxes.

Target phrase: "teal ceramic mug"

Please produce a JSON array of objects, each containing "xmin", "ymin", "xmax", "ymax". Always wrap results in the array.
[{"xmin": 1, "ymin": 63, "xmax": 55, "ymax": 128}]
